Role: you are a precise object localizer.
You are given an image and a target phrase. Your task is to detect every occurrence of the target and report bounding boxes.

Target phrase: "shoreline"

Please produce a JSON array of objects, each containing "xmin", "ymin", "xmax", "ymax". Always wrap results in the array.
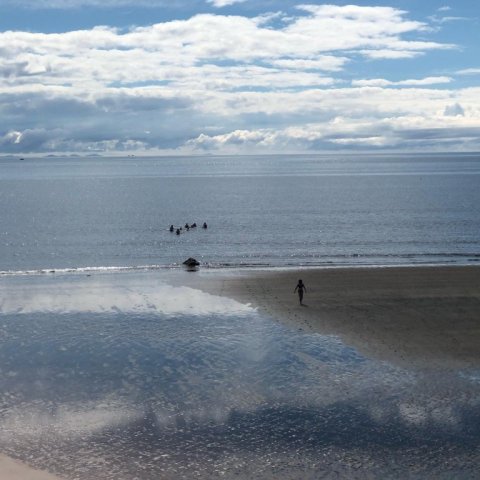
[
  {"xmin": 1, "ymin": 259, "xmax": 479, "ymax": 277},
  {"xmin": 2, "ymin": 264, "xmax": 479, "ymax": 369},
  {"xmin": 177, "ymin": 265, "xmax": 480, "ymax": 369}
]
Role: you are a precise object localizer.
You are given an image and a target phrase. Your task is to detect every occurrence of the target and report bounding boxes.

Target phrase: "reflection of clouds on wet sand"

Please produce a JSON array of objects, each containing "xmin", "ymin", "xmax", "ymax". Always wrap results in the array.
[
  {"xmin": 0, "ymin": 397, "xmax": 142, "ymax": 442},
  {"xmin": 398, "ymin": 402, "xmax": 457, "ymax": 427},
  {"xmin": 0, "ymin": 279, "xmax": 254, "ymax": 317},
  {"xmin": 1, "ymin": 383, "xmax": 480, "ymax": 480},
  {"xmin": 1, "ymin": 336, "xmax": 478, "ymax": 442},
  {"xmin": 1, "ymin": 272, "xmax": 480, "ymax": 478}
]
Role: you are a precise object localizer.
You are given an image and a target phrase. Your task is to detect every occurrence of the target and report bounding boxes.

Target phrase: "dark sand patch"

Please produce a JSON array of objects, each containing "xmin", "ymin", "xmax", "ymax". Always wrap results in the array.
[{"xmin": 178, "ymin": 266, "xmax": 480, "ymax": 368}]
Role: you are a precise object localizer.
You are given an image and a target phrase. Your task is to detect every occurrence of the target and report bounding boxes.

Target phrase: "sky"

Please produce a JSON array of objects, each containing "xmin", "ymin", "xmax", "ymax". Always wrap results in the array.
[{"xmin": 0, "ymin": 0, "xmax": 479, "ymax": 155}]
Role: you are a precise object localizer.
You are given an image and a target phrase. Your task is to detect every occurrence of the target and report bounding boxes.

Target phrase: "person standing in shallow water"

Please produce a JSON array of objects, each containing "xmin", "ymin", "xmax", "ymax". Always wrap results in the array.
[{"xmin": 294, "ymin": 279, "xmax": 306, "ymax": 305}]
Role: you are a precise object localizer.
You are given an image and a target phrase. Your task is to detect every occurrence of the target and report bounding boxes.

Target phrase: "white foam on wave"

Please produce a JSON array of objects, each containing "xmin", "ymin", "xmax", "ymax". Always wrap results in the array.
[{"xmin": 0, "ymin": 264, "xmax": 173, "ymax": 276}]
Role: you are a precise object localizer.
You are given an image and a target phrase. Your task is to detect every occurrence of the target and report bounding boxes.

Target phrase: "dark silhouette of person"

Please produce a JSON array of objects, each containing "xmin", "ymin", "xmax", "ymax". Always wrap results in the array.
[
  {"xmin": 185, "ymin": 223, "xmax": 190, "ymax": 230},
  {"xmin": 294, "ymin": 279, "xmax": 306, "ymax": 305},
  {"xmin": 203, "ymin": 222, "xmax": 208, "ymax": 229},
  {"xmin": 176, "ymin": 228, "xmax": 181, "ymax": 235},
  {"xmin": 169, "ymin": 225, "xmax": 174, "ymax": 232},
  {"xmin": 191, "ymin": 223, "xmax": 197, "ymax": 228}
]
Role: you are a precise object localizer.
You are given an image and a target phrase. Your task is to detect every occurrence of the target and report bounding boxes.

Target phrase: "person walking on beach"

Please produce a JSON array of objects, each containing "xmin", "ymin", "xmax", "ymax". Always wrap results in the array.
[{"xmin": 294, "ymin": 279, "xmax": 306, "ymax": 305}]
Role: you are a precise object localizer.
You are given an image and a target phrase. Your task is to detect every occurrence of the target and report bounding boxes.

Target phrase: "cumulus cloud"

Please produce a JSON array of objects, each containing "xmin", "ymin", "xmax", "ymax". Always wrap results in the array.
[
  {"xmin": 0, "ymin": 131, "xmax": 23, "ymax": 146},
  {"xmin": 0, "ymin": 6, "xmax": 452, "ymax": 89},
  {"xmin": 0, "ymin": 5, "xmax": 477, "ymax": 154},
  {"xmin": 187, "ymin": 130, "xmax": 277, "ymax": 151},
  {"xmin": 186, "ymin": 88, "xmax": 480, "ymax": 153}
]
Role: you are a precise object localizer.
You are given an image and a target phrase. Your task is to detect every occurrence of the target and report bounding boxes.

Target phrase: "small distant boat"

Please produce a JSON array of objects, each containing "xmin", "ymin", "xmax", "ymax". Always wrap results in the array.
[{"xmin": 19, "ymin": 158, "xmax": 25, "ymax": 161}]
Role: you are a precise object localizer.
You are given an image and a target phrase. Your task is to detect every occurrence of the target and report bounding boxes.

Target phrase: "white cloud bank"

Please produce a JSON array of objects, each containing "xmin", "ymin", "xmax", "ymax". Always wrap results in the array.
[
  {"xmin": 0, "ymin": 5, "xmax": 479, "ymax": 154},
  {"xmin": 186, "ymin": 105, "xmax": 480, "ymax": 153}
]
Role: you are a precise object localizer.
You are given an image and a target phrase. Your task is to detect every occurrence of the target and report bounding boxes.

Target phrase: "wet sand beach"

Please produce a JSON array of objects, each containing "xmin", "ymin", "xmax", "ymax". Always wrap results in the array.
[
  {"xmin": 0, "ymin": 455, "xmax": 63, "ymax": 480},
  {"xmin": 1, "ymin": 265, "xmax": 480, "ymax": 479},
  {"xmin": 181, "ymin": 265, "xmax": 480, "ymax": 368}
]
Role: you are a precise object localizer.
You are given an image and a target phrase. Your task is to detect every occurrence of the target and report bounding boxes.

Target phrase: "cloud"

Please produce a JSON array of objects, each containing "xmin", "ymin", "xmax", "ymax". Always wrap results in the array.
[
  {"xmin": 0, "ymin": 130, "xmax": 23, "ymax": 146},
  {"xmin": 186, "ymin": 85, "xmax": 480, "ymax": 153},
  {"xmin": 0, "ymin": 6, "xmax": 475, "ymax": 154},
  {"xmin": 4, "ymin": 6, "xmax": 453, "ymax": 58},
  {"xmin": 352, "ymin": 76, "xmax": 453, "ymax": 87},
  {"xmin": 0, "ymin": 128, "xmax": 55, "ymax": 151},
  {"xmin": 359, "ymin": 49, "xmax": 424, "ymax": 59},
  {"xmin": 0, "ymin": 0, "xmax": 183, "ymax": 7},
  {"xmin": 457, "ymin": 68, "xmax": 480, "ymax": 75},
  {"xmin": 207, "ymin": 0, "xmax": 247, "ymax": 7},
  {"xmin": 428, "ymin": 14, "xmax": 467, "ymax": 25},
  {"xmin": 269, "ymin": 56, "xmax": 348, "ymax": 72},
  {"xmin": 3, "ymin": 83, "xmax": 480, "ymax": 154},
  {"xmin": 437, "ymin": 16, "xmax": 467, "ymax": 23},
  {"xmin": 444, "ymin": 103, "xmax": 465, "ymax": 116},
  {"xmin": 287, "ymin": 5, "xmax": 453, "ymax": 58},
  {"xmin": 187, "ymin": 130, "xmax": 277, "ymax": 151},
  {"xmin": 0, "ymin": 8, "xmax": 452, "ymax": 91}
]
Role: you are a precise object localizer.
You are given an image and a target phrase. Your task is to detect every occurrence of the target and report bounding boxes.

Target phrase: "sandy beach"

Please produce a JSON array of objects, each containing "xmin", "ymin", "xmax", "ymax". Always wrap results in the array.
[
  {"xmin": 181, "ymin": 265, "xmax": 480, "ymax": 368},
  {"xmin": 0, "ymin": 455, "xmax": 63, "ymax": 480},
  {"xmin": 1, "ymin": 264, "xmax": 480, "ymax": 479}
]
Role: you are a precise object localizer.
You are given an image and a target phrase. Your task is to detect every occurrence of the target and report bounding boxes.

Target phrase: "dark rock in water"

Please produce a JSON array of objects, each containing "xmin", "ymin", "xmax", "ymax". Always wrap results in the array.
[{"xmin": 183, "ymin": 257, "xmax": 200, "ymax": 267}]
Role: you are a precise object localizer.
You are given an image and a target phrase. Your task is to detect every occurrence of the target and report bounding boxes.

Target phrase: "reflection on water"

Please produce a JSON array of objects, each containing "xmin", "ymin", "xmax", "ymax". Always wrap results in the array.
[
  {"xmin": 1, "ymin": 273, "xmax": 480, "ymax": 479},
  {"xmin": 0, "ymin": 276, "xmax": 254, "ymax": 317}
]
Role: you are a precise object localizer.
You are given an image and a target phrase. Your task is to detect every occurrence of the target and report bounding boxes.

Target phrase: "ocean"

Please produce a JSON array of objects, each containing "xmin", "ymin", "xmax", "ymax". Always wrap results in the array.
[{"xmin": 1, "ymin": 153, "xmax": 479, "ymax": 273}]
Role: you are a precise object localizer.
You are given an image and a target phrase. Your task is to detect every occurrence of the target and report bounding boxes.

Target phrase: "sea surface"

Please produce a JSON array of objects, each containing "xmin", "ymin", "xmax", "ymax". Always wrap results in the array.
[{"xmin": 1, "ymin": 153, "xmax": 479, "ymax": 273}]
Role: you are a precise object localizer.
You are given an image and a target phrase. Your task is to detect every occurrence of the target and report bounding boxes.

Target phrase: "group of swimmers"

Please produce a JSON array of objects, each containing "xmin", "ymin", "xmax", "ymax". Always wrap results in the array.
[{"xmin": 169, "ymin": 222, "xmax": 208, "ymax": 235}]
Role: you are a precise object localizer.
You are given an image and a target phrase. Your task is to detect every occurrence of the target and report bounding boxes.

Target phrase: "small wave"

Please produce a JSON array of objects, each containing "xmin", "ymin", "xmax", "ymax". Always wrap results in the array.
[
  {"xmin": 0, "ymin": 262, "xmax": 277, "ymax": 277},
  {"xmin": 0, "ymin": 264, "xmax": 180, "ymax": 277},
  {"xmin": 1, "ymin": 253, "xmax": 479, "ymax": 277}
]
